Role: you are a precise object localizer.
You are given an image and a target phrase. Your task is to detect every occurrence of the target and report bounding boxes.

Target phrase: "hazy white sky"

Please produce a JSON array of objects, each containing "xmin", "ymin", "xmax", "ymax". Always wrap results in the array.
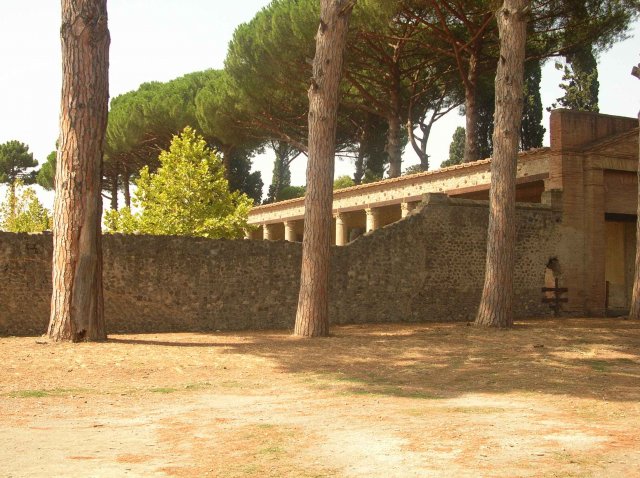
[{"xmin": 0, "ymin": 1, "xmax": 638, "ymax": 206}]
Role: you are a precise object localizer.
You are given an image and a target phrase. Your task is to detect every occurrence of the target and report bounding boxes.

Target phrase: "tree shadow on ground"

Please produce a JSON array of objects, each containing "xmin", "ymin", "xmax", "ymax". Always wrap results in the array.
[
  {"xmin": 213, "ymin": 318, "xmax": 640, "ymax": 402},
  {"xmin": 108, "ymin": 337, "xmax": 231, "ymax": 347}
]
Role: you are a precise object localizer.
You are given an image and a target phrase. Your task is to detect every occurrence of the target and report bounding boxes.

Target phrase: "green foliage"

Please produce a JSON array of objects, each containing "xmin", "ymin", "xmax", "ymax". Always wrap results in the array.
[
  {"xmin": 521, "ymin": 60, "xmax": 546, "ymax": 150},
  {"xmin": 106, "ymin": 70, "xmax": 264, "ymax": 203},
  {"xmin": 0, "ymin": 180, "xmax": 51, "ymax": 232},
  {"xmin": 474, "ymin": 76, "xmax": 495, "ymax": 160},
  {"xmin": 362, "ymin": 169, "xmax": 384, "ymax": 184},
  {"xmin": 277, "ymin": 185, "xmax": 306, "ymax": 201},
  {"xmin": 226, "ymin": 148, "xmax": 264, "ymax": 204},
  {"xmin": 549, "ymin": 60, "xmax": 600, "ymax": 112},
  {"xmin": 106, "ymin": 71, "xmax": 217, "ymax": 176},
  {"xmin": 97, "ymin": 0, "xmax": 637, "ymax": 199},
  {"xmin": 104, "ymin": 127, "xmax": 253, "ymax": 238},
  {"xmin": 333, "ymin": 175, "xmax": 355, "ymax": 190},
  {"xmin": 0, "ymin": 140, "xmax": 38, "ymax": 185},
  {"xmin": 441, "ymin": 127, "xmax": 466, "ymax": 168},
  {"xmin": 194, "ymin": 69, "xmax": 265, "ymax": 203},
  {"xmin": 224, "ymin": 0, "xmax": 317, "ymax": 151},
  {"xmin": 36, "ymin": 151, "xmax": 56, "ymax": 190},
  {"xmin": 354, "ymin": 115, "xmax": 388, "ymax": 184},
  {"xmin": 403, "ymin": 164, "xmax": 424, "ymax": 176},
  {"xmin": 103, "ymin": 206, "xmax": 137, "ymax": 234},
  {"xmin": 266, "ymin": 159, "xmax": 291, "ymax": 202},
  {"xmin": 457, "ymin": 73, "xmax": 495, "ymax": 161},
  {"xmin": 265, "ymin": 142, "xmax": 298, "ymax": 203}
]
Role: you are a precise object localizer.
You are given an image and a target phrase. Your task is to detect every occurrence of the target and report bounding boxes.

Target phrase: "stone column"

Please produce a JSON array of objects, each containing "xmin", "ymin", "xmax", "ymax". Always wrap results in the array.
[
  {"xmin": 365, "ymin": 207, "xmax": 380, "ymax": 233},
  {"xmin": 284, "ymin": 221, "xmax": 296, "ymax": 242},
  {"xmin": 335, "ymin": 213, "xmax": 348, "ymax": 246},
  {"xmin": 263, "ymin": 223, "xmax": 274, "ymax": 241},
  {"xmin": 401, "ymin": 202, "xmax": 416, "ymax": 218}
]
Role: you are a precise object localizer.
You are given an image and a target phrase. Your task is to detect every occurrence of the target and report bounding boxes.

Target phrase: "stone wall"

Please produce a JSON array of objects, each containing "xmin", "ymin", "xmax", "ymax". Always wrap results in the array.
[
  {"xmin": 330, "ymin": 194, "xmax": 559, "ymax": 324},
  {"xmin": 0, "ymin": 195, "xmax": 559, "ymax": 336},
  {"xmin": 0, "ymin": 234, "xmax": 303, "ymax": 336}
]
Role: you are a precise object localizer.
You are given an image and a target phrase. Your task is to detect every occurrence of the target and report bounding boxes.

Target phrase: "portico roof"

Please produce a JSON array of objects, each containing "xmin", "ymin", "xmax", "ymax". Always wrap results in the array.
[{"xmin": 249, "ymin": 147, "xmax": 550, "ymax": 225}]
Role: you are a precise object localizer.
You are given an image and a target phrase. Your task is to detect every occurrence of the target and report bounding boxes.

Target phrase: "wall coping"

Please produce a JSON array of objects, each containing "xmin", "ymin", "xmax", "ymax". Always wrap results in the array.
[{"xmin": 421, "ymin": 193, "xmax": 554, "ymax": 211}]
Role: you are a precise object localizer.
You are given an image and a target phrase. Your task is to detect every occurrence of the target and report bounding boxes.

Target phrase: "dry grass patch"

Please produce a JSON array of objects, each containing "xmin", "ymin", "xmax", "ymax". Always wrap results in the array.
[{"xmin": 1, "ymin": 318, "xmax": 639, "ymax": 477}]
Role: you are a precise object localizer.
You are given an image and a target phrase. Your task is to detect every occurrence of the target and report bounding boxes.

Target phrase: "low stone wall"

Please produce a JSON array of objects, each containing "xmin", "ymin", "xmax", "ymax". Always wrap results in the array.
[
  {"xmin": 0, "ymin": 234, "xmax": 303, "ymax": 336},
  {"xmin": 0, "ymin": 194, "xmax": 559, "ymax": 336}
]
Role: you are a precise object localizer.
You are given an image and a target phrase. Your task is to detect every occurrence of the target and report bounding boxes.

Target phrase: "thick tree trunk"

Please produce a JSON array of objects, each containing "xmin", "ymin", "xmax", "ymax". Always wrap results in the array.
[
  {"xmin": 628, "ymin": 64, "xmax": 640, "ymax": 320},
  {"xmin": 294, "ymin": 0, "xmax": 355, "ymax": 337},
  {"xmin": 47, "ymin": 0, "xmax": 109, "ymax": 342},
  {"xmin": 475, "ymin": 0, "xmax": 528, "ymax": 328},
  {"xmin": 464, "ymin": 52, "xmax": 481, "ymax": 163}
]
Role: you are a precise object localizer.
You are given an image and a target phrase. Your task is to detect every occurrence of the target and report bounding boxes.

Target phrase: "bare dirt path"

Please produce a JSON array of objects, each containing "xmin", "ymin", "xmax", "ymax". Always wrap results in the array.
[{"xmin": 1, "ymin": 318, "xmax": 639, "ymax": 477}]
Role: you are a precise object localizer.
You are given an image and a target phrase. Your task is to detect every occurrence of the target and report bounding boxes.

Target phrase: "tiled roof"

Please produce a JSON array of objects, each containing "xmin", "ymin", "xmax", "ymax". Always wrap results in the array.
[{"xmin": 250, "ymin": 147, "xmax": 550, "ymax": 212}]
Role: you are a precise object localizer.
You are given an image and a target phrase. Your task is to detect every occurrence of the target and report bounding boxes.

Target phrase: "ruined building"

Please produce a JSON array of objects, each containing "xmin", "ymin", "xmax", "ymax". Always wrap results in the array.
[{"xmin": 1, "ymin": 110, "xmax": 638, "ymax": 336}]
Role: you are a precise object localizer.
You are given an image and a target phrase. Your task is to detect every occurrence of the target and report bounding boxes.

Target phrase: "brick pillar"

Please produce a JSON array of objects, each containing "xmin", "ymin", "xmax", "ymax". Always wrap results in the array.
[
  {"xmin": 583, "ymin": 165, "xmax": 606, "ymax": 316},
  {"xmin": 365, "ymin": 207, "xmax": 380, "ymax": 232},
  {"xmin": 335, "ymin": 213, "xmax": 348, "ymax": 246},
  {"xmin": 553, "ymin": 152, "xmax": 588, "ymax": 315},
  {"xmin": 550, "ymin": 148, "xmax": 607, "ymax": 316},
  {"xmin": 284, "ymin": 221, "xmax": 296, "ymax": 242}
]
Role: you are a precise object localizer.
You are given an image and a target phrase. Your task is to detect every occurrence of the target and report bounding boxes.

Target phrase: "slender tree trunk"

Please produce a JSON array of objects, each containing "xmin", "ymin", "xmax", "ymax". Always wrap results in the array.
[
  {"xmin": 354, "ymin": 115, "xmax": 370, "ymax": 185},
  {"xmin": 110, "ymin": 172, "xmax": 119, "ymax": 211},
  {"xmin": 274, "ymin": 158, "xmax": 284, "ymax": 199},
  {"xmin": 420, "ymin": 123, "xmax": 432, "ymax": 171},
  {"xmin": 354, "ymin": 148, "xmax": 365, "ymax": 185},
  {"xmin": 421, "ymin": 131, "xmax": 430, "ymax": 171},
  {"xmin": 123, "ymin": 170, "xmax": 131, "ymax": 208},
  {"xmin": 294, "ymin": 0, "xmax": 355, "ymax": 337},
  {"xmin": 628, "ymin": 64, "xmax": 640, "ymax": 320},
  {"xmin": 386, "ymin": 67, "xmax": 403, "ymax": 177},
  {"xmin": 270, "ymin": 155, "xmax": 285, "ymax": 202},
  {"xmin": 464, "ymin": 52, "xmax": 481, "ymax": 163},
  {"xmin": 387, "ymin": 113, "xmax": 403, "ymax": 177},
  {"xmin": 220, "ymin": 144, "xmax": 234, "ymax": 181},
  {"xmin": 407, "ymin": 118, "xmax": 430, "ymax": 171},
  {"xmin": 8, "ymin": 181, "xmax": 17, "ymax": 218},
  {"xmin": 475, "ymin": 0, "xmax": 528, "ymax": 328},
  {"xmin": 48, "ymin": 0, "xmax": 109, "ymax": 342}
]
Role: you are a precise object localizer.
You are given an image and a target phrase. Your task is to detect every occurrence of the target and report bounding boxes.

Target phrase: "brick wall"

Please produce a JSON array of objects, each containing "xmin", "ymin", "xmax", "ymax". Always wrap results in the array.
[{"xmin": 0, "ymin": 195, "xmax": 559, "ymax": 336}]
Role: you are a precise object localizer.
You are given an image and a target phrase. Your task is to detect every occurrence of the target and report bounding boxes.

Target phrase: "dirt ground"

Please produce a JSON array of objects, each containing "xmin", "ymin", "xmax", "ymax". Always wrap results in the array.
[{"xmin": 1, "ymin": 318, "xmax": 639, "ymax": 478}]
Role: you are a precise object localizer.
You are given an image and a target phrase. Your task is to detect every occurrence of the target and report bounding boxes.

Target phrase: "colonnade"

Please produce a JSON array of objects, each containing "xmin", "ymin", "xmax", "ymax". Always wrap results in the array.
[{"xmin": 247, "ymin": 200, "xmax": 419, "ymax": 245}]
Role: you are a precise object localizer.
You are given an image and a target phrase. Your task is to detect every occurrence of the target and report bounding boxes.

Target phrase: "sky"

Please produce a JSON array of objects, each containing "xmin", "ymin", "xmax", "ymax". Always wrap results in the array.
[{"xmin": 0, "ymin": 1, "xmax": 638, "ymax": 208}]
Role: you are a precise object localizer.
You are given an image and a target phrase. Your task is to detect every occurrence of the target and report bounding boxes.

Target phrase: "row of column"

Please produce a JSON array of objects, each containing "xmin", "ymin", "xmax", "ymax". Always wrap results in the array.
[{"xmin": 254, "ymin": 201, "xmax": 417, "ymax": 245}]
